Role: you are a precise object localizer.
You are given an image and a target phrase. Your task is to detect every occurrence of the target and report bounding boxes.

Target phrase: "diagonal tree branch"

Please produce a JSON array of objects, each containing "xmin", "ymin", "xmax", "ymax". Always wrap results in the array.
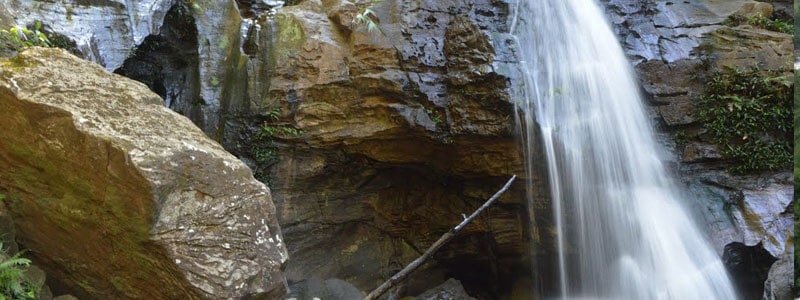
[{"xmin": 364, "ymin": 175, "xmax": 518, "ymax": 300}]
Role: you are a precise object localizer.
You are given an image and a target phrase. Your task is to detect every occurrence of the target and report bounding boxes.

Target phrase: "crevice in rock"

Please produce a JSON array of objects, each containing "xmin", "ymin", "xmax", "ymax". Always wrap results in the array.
[
  {"xmin": 114, "ymin": 2, "xmax": 203, "ymax": 123},
  {"xmin": 722, "ymin": 242, "xmax": 777, "ymax": 299}
]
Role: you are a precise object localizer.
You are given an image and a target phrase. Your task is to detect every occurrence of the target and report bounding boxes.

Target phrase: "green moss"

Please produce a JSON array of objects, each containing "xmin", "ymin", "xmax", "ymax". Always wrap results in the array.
[
  {"xmin": 1, "ymin": 50, "xmax": 34, "ymax": 70},
  {"xmin": 217, "ymin": 35, "xmax": 228, "ymax": 50},
  {"xmin": 250, "ymin": 109, "xmax": 304, "ymax": 184},
  {"xmin": 724, "ymin": 15, "xmax": 793, "ymax": 34},
  {"xmin": 425, "ymin": 107, "xmax": 443, "ymax": 128},
  {"xmin": 273, "ymin": 14, "xmax": 306, "ymax": 61},
  {"xmin": 0, "ymin": 21, "xmax": 80, "ymax": 59},
  {"xmin": 673, "ymin": 130, "xmax": 689, "ymax": 148},
  {"xmin": 696, "ymin": 68, "xmax": 792, "ymax": 174}
]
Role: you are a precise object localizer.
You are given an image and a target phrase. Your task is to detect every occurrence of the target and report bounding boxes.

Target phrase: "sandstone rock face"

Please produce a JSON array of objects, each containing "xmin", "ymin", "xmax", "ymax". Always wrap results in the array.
[
  {"xmin": 228, "ymin": 0, "xmax": 544, "ymax": 296},
  {"xmin": 0, "ymin": 48, "xmax": 287, "ymax": 299},
  {"xmin": 6, "ymin": 0, "xmax": 175, "ymax": 71}
]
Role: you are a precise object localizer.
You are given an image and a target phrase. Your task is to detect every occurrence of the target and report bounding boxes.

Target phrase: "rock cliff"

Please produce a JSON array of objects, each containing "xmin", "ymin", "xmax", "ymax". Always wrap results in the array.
[
  {"xmin": 603, "ymin": 0, "xmax": 794, "ymax": 298},
  {"xmin": 0, "ymin": 0, "xmax": 793, "ymax": 298}
]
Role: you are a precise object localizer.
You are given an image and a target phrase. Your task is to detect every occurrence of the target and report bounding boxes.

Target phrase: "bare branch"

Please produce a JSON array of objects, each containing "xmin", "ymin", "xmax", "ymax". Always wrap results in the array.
[{"xmin": 364, "ymin": 175, "xmax": 518, "ymax": 300}]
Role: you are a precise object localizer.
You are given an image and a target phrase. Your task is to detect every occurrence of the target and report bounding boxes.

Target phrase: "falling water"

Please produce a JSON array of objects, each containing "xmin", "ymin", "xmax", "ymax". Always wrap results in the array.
[{"xmin": 512, "ymin": 1, "xmax": 737, "ymax": 299}]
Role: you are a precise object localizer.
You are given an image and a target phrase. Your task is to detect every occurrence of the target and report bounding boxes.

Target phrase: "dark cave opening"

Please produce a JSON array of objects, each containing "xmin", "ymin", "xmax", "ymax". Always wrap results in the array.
[
  {"xmin": 114, "ymin": 2, "xmax": 203, "ymax": 122},
  {"xmin": 722, "ymin": 242, "xmax": 778, "ymax": 299},
  {"xmin": 264, "ymin": 151, "xmax": 544, "ymax": 299}
]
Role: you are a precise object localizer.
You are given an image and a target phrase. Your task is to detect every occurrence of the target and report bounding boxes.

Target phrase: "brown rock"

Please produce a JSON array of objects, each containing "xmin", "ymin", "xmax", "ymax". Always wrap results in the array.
[
  {"xmin": 414, "ymin": 278, "xmax": 476, "ymax": 300},
  {"xmin": 702, "ymin": 26, "xmax": 792, "ymax": 71},
  {"xmin": 733, "ymin": 2, "xmax": 774, "ymax": 19},
  {"xmin": 324, "ymin": 0, "xmax": 359, "ymax": 32},
  {"xmin": 682, "ymin": 143, "xmax": 722, "ymax": 162},
  {"xmin": 0, "ymin": 48, "xmax": 287, "ymax": 299},
  {"xmin": 656, "ymin": 95, "xmax": 696, "ymax": 126}
]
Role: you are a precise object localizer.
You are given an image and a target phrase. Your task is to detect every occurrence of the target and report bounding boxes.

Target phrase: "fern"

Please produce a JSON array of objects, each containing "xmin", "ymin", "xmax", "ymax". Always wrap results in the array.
[{"xmin": 0, "ymin": 242, "xmax": 37, "ymax": 300}]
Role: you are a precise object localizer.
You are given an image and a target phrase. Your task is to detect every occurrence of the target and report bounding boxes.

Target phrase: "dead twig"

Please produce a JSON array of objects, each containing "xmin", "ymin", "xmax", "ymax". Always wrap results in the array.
[{"xmin": 364, "ymin": 175, "xmax": 518, "ymax": 300}]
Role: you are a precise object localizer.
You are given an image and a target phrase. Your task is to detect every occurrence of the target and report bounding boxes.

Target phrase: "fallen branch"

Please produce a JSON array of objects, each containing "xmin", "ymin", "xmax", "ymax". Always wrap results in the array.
[{"xmin": 364, "ymin": 175, "xmax": 518, "ymax": 300}]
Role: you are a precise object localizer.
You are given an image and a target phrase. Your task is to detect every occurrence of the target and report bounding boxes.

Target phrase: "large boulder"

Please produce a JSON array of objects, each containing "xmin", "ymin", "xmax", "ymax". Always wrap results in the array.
[
  {"xmin": 762, "ymin": 252, "xmax": 794, "ymax": 300},
  {"xmin": 0, "ymin": 48, "xmax": 287, "ymax": 298}
]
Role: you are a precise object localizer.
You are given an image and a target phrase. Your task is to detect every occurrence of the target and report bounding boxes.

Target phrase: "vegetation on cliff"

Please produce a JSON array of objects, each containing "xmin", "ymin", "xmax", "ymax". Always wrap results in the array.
[
  {"xmin": 696, "ymin": 68, "xmax": 792, "ymax": 174},
  {"xmin": 724, "ymin": 14, "xmax": 793, "ymax": 34}
]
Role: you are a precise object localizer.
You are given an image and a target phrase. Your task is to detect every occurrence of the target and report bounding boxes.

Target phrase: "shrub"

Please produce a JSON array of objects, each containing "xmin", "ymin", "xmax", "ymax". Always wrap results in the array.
[
  {"xmin": 351, "ymin": 0, "xmax": 383, "ymax": 34},
  {"xmin": 250, "ymin": 108, "xmax": 304, "ymax": 184},
  {"xmin": 0, "ymin": 21, "xmax": 51, "ymax": 50},
  {"xmin": 695, "ymin": 68, "xmax": 792, "ymax": 173},
  {"xmin": 724, "ymin": 15, "xmax": 793, "ymax": 34}
]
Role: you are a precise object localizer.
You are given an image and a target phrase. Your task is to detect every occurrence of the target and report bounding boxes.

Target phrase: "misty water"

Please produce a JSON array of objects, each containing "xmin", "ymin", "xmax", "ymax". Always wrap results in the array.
[{"xmin": 512, "ymin": 0, "xmax": 738, "ymax": 299}]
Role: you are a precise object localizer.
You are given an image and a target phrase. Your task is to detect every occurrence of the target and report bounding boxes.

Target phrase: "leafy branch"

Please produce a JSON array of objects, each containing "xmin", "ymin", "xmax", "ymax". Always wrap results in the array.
[
  {"xmin": 1, "ymin": 21, "xmax": 52, "ymax": 50},
  {"xmin": 351, "ymin": 0, "xmax": 383, "ymax": 35},
  {"xmin": 0, "ymin": 242, "xmax": 38, "ymax": 300}
]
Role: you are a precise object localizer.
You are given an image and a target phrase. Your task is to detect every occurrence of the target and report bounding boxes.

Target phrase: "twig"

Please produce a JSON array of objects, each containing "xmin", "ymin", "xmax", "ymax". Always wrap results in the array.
[{"xmin": 363, "ymin": 175, "xmax": 518, "ymax": 300}]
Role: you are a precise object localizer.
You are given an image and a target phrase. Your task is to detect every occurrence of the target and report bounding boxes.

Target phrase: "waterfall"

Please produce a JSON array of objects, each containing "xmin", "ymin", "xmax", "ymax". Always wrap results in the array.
[{"xmin": 512, "ymin": 1, "xmax": 738, "ymax": 299}]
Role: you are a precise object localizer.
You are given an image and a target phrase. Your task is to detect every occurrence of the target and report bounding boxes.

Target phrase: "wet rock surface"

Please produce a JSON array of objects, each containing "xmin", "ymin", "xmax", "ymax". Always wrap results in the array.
[
  {"xmin": 233, "ymin": 0, "xmax": 545, "ymax": 297},
  {"xmin": 286, "ymin": 277, "xmax": 365, "ymax": 300},
  {"xmin": 602, "ymin": 0, "xmax": 795, "ymax": 297},
  {"xmin": 114, "ymin": 3, "xmax": 203, "ymax": 125},
  {"xmin": 0, "ymin": 48, "xmax": 287, "ymax": 299}
]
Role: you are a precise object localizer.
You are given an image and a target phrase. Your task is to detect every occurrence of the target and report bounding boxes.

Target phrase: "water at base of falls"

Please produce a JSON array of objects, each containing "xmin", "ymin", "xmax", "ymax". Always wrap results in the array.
[{"xmin": 511, "ymin": 1, "xmax": 737, "ymax": 299}]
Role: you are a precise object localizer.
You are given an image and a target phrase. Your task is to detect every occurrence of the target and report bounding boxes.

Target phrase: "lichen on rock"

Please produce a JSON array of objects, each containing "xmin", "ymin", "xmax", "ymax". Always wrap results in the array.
[{"xmin": 0, "ymin": 48, "xmax": 288, "ymax": 299}]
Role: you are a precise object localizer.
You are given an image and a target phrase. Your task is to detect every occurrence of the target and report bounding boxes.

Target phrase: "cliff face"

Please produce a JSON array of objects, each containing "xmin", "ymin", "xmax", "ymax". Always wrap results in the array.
[
  {"xmin": 602, "ymin": 0, "xmax": 794, "ymax": 298},
  {"xmin": 0, "ymin": 0, "xmax": 794, "ymax": 298},
  {"xmin": 244, "ymin": 1, "xmax": 543, "ymax": 297}
]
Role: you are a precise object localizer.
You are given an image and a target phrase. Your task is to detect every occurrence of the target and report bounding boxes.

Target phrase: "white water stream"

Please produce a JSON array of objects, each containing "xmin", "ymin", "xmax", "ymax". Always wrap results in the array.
[{"xmin": 512, "ymin": 1, "xmax": 737, "ymax": 299}]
